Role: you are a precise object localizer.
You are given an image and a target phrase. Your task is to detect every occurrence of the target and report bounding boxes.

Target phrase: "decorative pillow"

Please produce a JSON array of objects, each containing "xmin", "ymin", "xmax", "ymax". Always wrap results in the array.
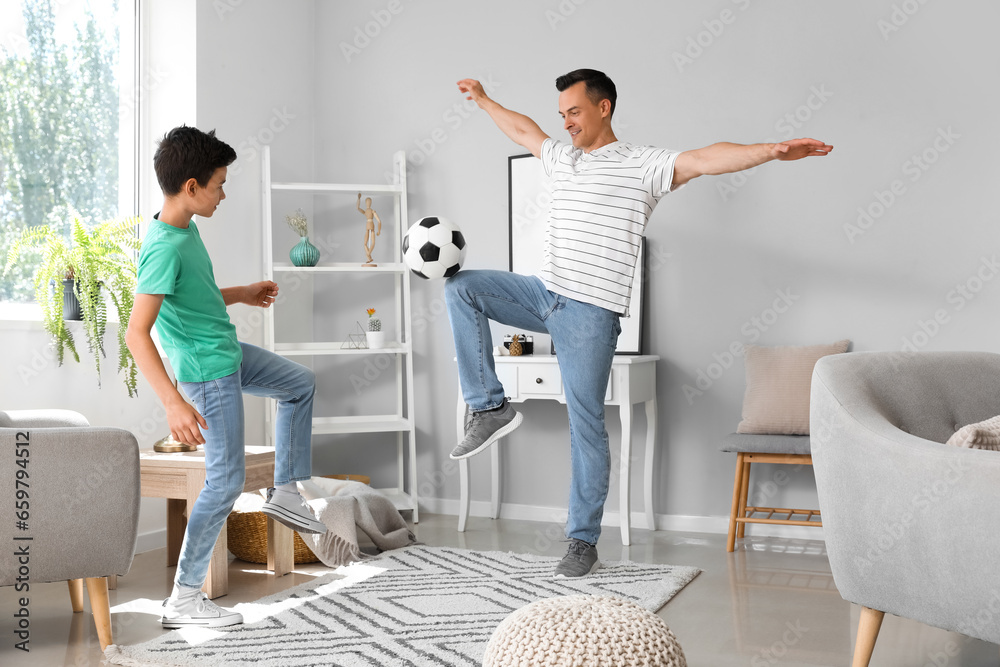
[
  {"xmin": 947, "ymin": 415, "xmax": 1000, "ymax": 450},
  {"xmin": 736, "ymin": 340, "xmax": 851, "ymax": 435}
]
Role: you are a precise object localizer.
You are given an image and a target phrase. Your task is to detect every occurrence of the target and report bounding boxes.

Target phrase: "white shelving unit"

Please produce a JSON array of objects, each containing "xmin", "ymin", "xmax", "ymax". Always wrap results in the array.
[{"xmin": 260, "ymin": 146, "xmax": 417, "ymax": 520}]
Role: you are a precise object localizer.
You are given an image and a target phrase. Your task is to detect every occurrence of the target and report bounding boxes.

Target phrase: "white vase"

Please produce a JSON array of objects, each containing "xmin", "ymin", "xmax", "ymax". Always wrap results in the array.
[{"xmin": 366, "ymin": 331, "xmax": 386, "ymax": 349}]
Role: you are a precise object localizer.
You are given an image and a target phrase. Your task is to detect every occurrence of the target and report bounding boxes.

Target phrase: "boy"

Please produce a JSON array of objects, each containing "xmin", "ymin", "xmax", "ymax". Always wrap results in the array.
[{"xmin": 126, "ymin": 125, "xmax": 326, "ymax": 628}]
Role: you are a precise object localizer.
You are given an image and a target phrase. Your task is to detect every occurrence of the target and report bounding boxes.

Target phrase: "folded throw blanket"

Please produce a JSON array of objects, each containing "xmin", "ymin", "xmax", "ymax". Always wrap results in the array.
[{"xmin": 296, "ymin": 477, "xmax": 416, "ymax": 567}]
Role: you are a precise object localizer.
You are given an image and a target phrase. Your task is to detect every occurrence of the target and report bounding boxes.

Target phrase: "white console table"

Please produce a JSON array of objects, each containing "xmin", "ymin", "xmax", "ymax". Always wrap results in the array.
[{"xmin": 456, "ymin": 354, "xmax": 659, "ymax": 546}]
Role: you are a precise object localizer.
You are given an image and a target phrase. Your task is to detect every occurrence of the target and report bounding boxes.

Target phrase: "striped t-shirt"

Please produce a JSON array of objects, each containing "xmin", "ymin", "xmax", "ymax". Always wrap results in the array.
[{"xmin": 539, "ymin": 138, "xmax": 680, "ymax": 315}]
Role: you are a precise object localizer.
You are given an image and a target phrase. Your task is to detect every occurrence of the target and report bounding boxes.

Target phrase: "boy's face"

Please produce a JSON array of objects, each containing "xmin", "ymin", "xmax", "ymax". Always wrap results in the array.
[{"xmin": 188, "ymin": 167, "xmax": 227, "ymax": 217}]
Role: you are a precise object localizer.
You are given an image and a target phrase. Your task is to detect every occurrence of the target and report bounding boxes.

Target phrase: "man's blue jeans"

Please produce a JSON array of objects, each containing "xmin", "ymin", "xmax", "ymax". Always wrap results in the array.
[
  {"xmin": 444, "ymin": 270, "xmax": 620, "ymax": 545},
  {"xmin": 176, "ymin": 342, "xmax": 315, "ymax": 589}
]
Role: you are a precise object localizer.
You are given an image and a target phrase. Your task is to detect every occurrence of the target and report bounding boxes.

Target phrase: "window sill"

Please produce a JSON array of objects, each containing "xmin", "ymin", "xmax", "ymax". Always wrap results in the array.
[
  {"xmin": 0, "ymin": 304, "xmax": 122, "ymax": 329},
  {"xmin": 0, "ymin": 304, "xmax": 43, "ymax": 329}
]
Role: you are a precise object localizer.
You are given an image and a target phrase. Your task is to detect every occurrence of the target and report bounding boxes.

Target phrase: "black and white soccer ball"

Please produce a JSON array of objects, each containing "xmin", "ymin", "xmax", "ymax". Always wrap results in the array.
[{"xmin": 402, "ymin": 216, "xmax": 466, "ymax": 280}]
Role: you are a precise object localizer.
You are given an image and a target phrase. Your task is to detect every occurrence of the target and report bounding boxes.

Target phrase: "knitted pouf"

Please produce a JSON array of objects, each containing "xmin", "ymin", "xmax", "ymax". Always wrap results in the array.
[{"xmin": 482, "ymin": 595, "xmax": 687, "ymax": 667}]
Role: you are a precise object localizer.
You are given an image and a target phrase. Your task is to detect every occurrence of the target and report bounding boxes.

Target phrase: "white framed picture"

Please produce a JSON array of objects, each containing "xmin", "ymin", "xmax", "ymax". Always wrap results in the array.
[{"xmin": 508, "ymin": 153, "xmax": 644, "ymax": 355}]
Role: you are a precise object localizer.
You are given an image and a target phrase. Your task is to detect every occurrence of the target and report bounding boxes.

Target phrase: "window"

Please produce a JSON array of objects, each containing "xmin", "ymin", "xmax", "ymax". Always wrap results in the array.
[{"xmin": 0, "ymin": 0, "xmax": 137, "ymax": 309}]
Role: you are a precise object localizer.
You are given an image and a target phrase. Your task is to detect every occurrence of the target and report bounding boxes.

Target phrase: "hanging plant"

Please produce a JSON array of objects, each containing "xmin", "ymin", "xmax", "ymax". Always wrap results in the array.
[{"xmin": 4, "ymin": 216, "xmax": 143, "ymax": 397}]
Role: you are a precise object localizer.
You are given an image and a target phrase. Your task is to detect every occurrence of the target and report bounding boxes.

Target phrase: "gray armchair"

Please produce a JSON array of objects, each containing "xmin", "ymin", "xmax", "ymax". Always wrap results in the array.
[
  {"xmin": 810, "ymin": 351, "xmax": 1000, "ymax": 666},
  {"xmin": 0, "ymin": 410, "xmax": 140, "ymax": 651}
]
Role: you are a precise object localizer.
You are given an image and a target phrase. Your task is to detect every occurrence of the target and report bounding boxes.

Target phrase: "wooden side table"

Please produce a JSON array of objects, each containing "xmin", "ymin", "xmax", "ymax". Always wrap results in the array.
[
  {"xmin": 139, "ymin": 446, "xmax": 294, "ymax": 599},
  {"xmin": 456, "ymin": 354, "xmax": 659, "ymax": 546}
]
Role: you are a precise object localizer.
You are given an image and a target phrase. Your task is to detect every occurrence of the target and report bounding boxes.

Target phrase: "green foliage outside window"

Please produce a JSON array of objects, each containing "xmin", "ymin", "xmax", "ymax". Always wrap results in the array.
[{"xmin": 0, "ymin": 0, "xmax": 121, "ymax": 303}]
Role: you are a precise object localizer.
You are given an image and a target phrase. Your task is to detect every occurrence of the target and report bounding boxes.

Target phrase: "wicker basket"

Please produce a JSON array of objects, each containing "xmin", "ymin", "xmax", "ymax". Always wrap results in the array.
[
  {"xmin": 227, "ymin": 511, "xmax": 319, "ymax": 564},
  {"xmin": 226, "ymin": 475, "xmax": 371, "ymax": 565}
]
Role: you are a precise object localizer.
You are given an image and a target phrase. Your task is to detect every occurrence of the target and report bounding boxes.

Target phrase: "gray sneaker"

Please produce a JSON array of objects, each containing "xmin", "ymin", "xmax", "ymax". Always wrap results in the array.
[
  {"xmin": 554, "ymin": 539, "xmax": 600, "ymax": 578},
  {"xmin": 450, "ymin": 398, "xmax": 523, "ymax": 460}
]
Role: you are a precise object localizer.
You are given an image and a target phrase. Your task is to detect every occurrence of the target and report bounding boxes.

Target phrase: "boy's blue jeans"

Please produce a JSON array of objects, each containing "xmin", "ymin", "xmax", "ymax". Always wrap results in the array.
[
  {"xmin": 444, "ymin": 270, "xmax": 620, "ymax": 545},
  {"xmin": 176, "ymin": 342, "xmax": 315, "ymax": 589}
]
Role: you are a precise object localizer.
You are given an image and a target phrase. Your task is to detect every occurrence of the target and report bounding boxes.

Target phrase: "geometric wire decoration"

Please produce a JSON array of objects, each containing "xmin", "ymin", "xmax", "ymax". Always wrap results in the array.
[{"xmin": 341, "ymin": 320, "xmax": 369, "ymax": 349}]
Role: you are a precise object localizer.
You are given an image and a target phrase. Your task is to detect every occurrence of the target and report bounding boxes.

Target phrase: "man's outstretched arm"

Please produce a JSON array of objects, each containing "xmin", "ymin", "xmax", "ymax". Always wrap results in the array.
[
  {"xmin": 672, "ymin": 138, "xmax": 833, "ymax": 187},
  {"xmin": 458, "ymin": 78, "xmax": 549, "ymax": 158}
]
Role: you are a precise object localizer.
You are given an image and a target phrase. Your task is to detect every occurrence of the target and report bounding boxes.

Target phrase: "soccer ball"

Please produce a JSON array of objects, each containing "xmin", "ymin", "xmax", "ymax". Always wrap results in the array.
[{"xmin": 402, "ymin": 216, "xmax": 466, "ymax": 280}]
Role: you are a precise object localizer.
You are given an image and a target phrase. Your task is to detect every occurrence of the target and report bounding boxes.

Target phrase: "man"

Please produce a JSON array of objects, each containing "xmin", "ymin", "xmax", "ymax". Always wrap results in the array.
[{"xmin": 445, "ymin": 69, "xmax": 832, "ymax": 578}]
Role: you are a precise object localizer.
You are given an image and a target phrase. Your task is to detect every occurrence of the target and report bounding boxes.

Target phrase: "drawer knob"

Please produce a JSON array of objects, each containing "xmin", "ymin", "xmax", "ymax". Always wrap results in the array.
[{"xmin": 535, "ymin": 377, "xmax": 543, "ymax": 384}]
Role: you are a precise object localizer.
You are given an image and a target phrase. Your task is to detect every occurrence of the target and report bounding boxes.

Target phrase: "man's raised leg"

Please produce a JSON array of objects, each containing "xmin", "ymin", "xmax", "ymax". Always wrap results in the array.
[{"xmin": 444, "ymin": 270, "xmax": 554, "ymax": 458}]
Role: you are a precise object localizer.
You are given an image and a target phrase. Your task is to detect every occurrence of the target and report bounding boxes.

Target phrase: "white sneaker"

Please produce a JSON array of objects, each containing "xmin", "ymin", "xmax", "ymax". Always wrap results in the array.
[
  {"xmin": 261, "ymin": 488, "xmax": 327, "ymax": 534},
  {"xmin": 161, "ymin": 592, "xmax": 243, "ymax": 628}
]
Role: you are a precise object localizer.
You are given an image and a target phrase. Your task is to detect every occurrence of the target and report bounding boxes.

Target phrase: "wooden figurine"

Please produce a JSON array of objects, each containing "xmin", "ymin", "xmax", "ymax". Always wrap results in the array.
[{"xmin": 358, "ymin": 193, "xmax": 382, "ymax": 266}]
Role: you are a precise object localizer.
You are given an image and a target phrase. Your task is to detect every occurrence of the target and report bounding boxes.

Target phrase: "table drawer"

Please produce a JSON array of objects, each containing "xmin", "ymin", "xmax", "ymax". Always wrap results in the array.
[
  {"xmin": 519, "ymin": 365, "xmax": 563, "ymax": 396},
  {"xmin": 496, "ymin": 360, "xmax": 614, "ymax": 401}
]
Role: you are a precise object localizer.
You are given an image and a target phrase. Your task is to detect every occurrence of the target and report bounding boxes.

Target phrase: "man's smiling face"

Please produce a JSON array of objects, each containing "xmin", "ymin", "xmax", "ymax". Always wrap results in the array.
[{"xmin": 558, "ymin": 81, "xmax": 611, "ymax": 152}]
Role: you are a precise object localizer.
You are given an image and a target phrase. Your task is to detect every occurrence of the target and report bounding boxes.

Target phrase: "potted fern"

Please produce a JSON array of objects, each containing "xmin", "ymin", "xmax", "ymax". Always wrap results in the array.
[{"xmin": 4, "ymin": 216, "xmax": 142, "ymax": 397}]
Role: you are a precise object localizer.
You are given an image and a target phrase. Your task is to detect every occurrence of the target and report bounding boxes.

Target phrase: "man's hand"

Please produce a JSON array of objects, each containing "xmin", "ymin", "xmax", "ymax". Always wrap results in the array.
[
  {"xmin": 244, "ymin": 280, "xmax": 278, "ymax": 308},
  {"xmin": 166, "ymin": 396, "xmax": 207, "ymax": 446},
  {"xmin": 673, "ymin": 138, "xmax": 834, "ymax": 186},
  {"xmin": 771, "ymin": 137, "xmax": 833, "ymax": 161},
  {"xmin": 457, "ymin": 78, "xmax": 489, "ymax": 107},
  {"xmin": 457, "ymin": 78, "xmax": 549, "ymax": 157}
]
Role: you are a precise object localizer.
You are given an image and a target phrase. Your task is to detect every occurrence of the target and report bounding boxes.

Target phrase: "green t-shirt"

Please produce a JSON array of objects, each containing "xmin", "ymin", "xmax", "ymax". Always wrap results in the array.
[{"xmin": 136, "ymin": 217, "xmax": 242, "ymax": 382}]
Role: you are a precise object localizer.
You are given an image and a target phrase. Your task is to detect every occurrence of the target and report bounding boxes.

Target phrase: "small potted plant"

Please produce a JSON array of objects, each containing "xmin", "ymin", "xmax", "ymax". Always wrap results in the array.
[
  {"xmin": 285, "ymin": 208, "xmax": 320, "ymax": 267},
  {"xmin": 4, "ymin": 216, "xmax": 142, "ymax": 396},
  {"xmin": 366, "ymin": 308, "xmax": 386, "ymax": 349}
]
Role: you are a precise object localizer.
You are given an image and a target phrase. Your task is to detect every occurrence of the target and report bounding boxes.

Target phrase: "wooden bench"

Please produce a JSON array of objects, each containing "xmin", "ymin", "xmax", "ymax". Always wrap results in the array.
[{"xmin": 722, "ymin": 433, "xmax": 821, "ymax": 552}]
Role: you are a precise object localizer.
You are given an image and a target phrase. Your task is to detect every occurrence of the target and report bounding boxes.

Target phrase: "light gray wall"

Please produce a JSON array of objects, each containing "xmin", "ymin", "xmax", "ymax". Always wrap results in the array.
[
  {"xmin": 194, "ymin": 0, "xmax": 318, "ymax": 435},
  {"xmin": 304, "ymin": 0, "xmax": 1000, "ymax": 525}
]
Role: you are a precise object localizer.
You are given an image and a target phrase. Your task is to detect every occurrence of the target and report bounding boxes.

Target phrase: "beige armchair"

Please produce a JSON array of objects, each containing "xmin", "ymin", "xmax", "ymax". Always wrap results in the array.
[{"xmin": 0, "ymin": 410, "xmax": 140, "ymax": 651}]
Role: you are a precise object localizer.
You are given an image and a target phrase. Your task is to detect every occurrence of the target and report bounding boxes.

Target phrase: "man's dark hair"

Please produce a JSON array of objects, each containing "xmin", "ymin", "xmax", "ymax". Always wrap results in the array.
[
  {"xmin": 154, "ymin": 125, "xmax": 237, "ymax": 196},
  {"xmin": 555, "ymin": 69, "xmax": 617, "ymax": 119}
]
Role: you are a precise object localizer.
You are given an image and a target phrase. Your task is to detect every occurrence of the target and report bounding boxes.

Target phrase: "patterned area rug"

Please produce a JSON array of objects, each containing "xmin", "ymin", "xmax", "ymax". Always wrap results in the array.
[{"xmin": 106, "ymin": 546, "xmax": 700, "ymax": 667}]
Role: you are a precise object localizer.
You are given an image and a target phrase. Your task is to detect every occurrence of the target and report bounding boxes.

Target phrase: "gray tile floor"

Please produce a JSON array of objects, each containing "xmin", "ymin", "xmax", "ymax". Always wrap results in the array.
[{"xmin": 1, "ymin": 513, "xmax": 997, "ymax": 666}]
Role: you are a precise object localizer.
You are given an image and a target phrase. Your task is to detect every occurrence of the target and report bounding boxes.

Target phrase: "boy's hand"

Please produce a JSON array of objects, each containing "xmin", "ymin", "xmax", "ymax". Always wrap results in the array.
[
  {"xmin": 245, "ymin": 281, "xmax": 278, "ymax": 308},
  {"xmin": 166, "ymin": 396, "xmax": 207, "ymax": 445}
]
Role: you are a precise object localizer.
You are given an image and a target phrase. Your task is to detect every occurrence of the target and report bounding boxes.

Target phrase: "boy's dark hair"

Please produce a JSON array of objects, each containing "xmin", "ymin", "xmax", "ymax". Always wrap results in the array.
[
  {"xmin": 555, "ymin": 69, "xmax": 617, "ymax": 119},
  {"xmin": 154, "ymin": 125, "xmax": 237, "ymax": 196}
]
